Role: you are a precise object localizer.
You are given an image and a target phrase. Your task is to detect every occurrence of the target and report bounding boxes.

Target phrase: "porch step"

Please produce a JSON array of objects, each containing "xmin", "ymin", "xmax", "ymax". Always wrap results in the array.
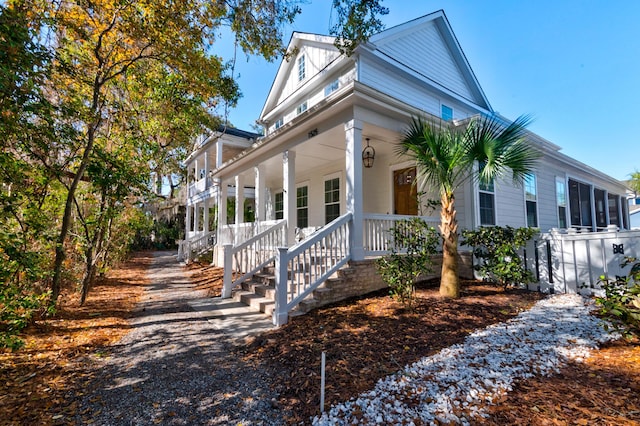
[{"xmin": 233, "ymin": 288, "xmax": 275, "ymax": 316}]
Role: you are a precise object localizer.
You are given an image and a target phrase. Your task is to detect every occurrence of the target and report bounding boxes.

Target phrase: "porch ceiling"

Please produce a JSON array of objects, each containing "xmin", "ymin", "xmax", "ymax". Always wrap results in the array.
[{"xmin": 249, "ymin": 123, "xmax": 402, "ymax": 183}]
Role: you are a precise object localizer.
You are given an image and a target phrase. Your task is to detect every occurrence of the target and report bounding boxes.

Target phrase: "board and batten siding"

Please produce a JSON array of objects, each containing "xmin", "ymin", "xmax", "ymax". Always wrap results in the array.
[{"xmin": 374, "ymin": 21, "xmax": 474, "ymax": 102}]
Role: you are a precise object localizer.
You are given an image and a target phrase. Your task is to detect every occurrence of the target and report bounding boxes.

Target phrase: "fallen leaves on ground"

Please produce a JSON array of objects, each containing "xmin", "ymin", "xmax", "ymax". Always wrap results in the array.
[{"xmin": 0, "ymin": 253, "xmax": 149, "ymax": 426}]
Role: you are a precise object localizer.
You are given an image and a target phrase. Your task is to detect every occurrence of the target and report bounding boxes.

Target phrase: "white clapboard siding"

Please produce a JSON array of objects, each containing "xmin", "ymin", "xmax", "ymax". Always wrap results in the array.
[{"xmin": 374, "ymin": 21, "xmax": 475, "ymax": 102}]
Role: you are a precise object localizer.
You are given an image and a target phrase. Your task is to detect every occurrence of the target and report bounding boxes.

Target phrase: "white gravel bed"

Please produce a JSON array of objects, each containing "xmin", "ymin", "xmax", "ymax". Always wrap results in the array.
[{"xmin": 313, "ymin": 293, "xmax": 617, "ymax": 425}]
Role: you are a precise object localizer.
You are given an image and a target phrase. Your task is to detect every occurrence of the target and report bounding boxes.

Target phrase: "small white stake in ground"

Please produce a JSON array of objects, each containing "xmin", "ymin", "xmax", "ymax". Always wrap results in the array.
[{"xmin": 320, "ymin": 351, "xmax": 326, "ymax": 413}]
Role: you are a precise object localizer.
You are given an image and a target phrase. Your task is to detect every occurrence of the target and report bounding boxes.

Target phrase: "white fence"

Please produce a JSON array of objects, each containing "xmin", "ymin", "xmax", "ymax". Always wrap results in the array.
[{"xmin": 525, "ymin": 227, "xmax": 640, "ymax": 295}]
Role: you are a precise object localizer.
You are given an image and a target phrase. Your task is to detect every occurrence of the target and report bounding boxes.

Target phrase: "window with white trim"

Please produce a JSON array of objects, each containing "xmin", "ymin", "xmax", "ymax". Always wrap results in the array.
[
  {"xmin": 608, "ymin": 194, "xmax": 620, "ymax": 226},
  {"xmin": 594, "ymin": 188, "xmax": 607, "ymax": 228},
  {"xmin": 441, "ymin": 104, "xmax": 453, "ymax": 121},
  {"xmin": 556, "ymin": 178, "xmax": 567, "ymax": 228},
  {"xmin": 274, "ymin": 192, "xmax": 283, "ymax": 220},
  {"xmin": 298, "ymin": 54, "xmax": 305, "ymax": 81},
  {"xmin": 274, "ymin": 118, "xmax": 283, "ymax": 129},
  {"xmin": 525, "ymin": 173, "xmax": 538, "ymax": 227},
  {"xmin": 568, "ymin": 179, "xmax": 592, "ymax": 229},
  {"xmin": 296, "ymin": 185, "xmax": 308, "ymax": 228},
  {"xmin": 324, "ymin": 177, "xmax": 340, "ymax": 224},
  {"xmin": 296, "ymin": 101, "xmax": 307, "ymax": 115},
  {"xmin": 479, "ymin": 179, "xmax": 495, "ymax": 225},
  {"xmin": 324, "ymin": 79, "xmax": 339, "ymax": 96}
]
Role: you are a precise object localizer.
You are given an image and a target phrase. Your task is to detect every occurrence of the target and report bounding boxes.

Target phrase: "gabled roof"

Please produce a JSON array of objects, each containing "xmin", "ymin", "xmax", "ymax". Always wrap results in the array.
[
  {"xmin": 367, "ymin": 10, "xmax": 492, "ymax": 112},
  {"xmin": 259, "ymin": 32, "xmax": 340, "ymax": 120}
]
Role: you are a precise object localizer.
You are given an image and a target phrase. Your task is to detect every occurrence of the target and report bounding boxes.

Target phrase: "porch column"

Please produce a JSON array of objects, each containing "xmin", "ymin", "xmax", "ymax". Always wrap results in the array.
[
  {"xmin": 255, "ymin": 164, "xmax": 266, "ymax": 222},
  {"xmin": 283, "ymin": 150, "xmax": 296, "ymax": 245},
  {"xmin": 203, "ymin": 152, "xmax": 210, "ymax": 188},
  {"xmin": 194, "ymin": 157, "xmax": 200, "ymax": 182},
  {"xmin": 218, "ymin": 179, "xmax": 228, "ymax": 240},
  {"xmin": 345, "ymin": 119, "xmax": 365, "ymax": 260},
  {"xmin": 185, "ymin": 204, "xmax": 192, "ymax": 237},
  {"xmin": 193, "ymin": 201, "xmax": 200, "ymax": 233},
  {"xmin": 216, "ymin": 138, "xmax": 224, "ymax": 167},
  {"xmin": 235, "ymin": 174, "xmax": 245, "ymax": 245},
  {"xmin": 203, "ymin": 198, "xmax": 210, "ymax": 233}
]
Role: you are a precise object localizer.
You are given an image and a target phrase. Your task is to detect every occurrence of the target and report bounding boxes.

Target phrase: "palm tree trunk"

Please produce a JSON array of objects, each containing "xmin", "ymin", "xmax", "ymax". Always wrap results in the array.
[{"xmin": 439, "ymin": 192, "xmax": 460, "ymax": 298}]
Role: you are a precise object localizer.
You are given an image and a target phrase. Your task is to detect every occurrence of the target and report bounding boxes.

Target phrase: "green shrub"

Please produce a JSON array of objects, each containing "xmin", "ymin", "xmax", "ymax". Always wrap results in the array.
[
  {"xmin": 462, "ymin": 226, "xmax": 537, "ymax": 289},
  {"xmin": 596, "ymin": 257, "xmax": 640, "ymax": 339},
  {"xmin": 376, "ymin": 218, "xmax": 439, "ymax": 306}
]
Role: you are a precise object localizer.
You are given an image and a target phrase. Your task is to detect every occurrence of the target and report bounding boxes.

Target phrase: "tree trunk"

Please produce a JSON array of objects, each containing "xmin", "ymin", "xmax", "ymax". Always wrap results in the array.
[
  {"xmin": 80, "ymin": 246, "xmax": 94, "ymax": 305},
  {"xmin": 439, "ymin": 192, "xmax": 460, "ymax": 298}
]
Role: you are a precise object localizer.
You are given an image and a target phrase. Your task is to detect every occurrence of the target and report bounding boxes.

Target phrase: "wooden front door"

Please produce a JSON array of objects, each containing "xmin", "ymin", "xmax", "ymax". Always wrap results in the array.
[{"xmin": 393, "ymin": 167, "xmax": 418, "ymax": 215}]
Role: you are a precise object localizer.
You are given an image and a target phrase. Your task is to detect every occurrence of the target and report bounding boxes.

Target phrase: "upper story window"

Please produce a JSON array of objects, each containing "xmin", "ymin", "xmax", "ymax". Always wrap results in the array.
[
  {"xmin": 296, "ymin": 101, "xmax": 307, "ymax": 115},
  {"xmin": 324, "ymin": 79, "xmax": 339, "ymax": 96},
  {"xmin": 441, "ymin": 104, "xmax": 453, "ymax": 121},
  {"xmin": 274, "ymin": 118, "xmax": 283, "ymax": 130},
  {"xmin": 298, "ymin": 55, "xmax": 306, "ymax": 81},
  {"xmin": 524, "ymin": 173, "xmax": 538, "ymax": 227}
]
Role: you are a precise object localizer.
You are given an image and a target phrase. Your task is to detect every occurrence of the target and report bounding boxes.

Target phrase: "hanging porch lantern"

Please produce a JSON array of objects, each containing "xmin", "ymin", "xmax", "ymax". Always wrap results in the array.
[{"xmin": 362, "ymin": 138, "xmax": 375, "ymax": 168}]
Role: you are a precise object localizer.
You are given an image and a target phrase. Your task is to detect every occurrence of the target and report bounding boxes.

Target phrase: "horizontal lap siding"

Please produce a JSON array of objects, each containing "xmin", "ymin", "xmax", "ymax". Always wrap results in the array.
[
  {"xmin": 376, "ymin": 22, "xmax": 474, "ymax": 101},
  {"xmin": 494, "ymin": 175, "xmax": 526, "ymax": 228},
  {"xmin": 360, "ymin": 57, "xmax": 441, "ymax": 116}
]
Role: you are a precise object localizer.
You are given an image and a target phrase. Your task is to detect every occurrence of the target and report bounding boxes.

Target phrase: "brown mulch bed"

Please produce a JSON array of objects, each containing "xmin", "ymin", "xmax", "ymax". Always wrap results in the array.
[
  {"xmin": 236, "ymin": 279, "xmax": 640, "ymax": 425},
  {"xmin": 0, "ymin": 253, "xmax": 149, "ymax": 426},
  {"xmin": 2, "ymin": 258, "xmax": 639, "ymax": 425}
]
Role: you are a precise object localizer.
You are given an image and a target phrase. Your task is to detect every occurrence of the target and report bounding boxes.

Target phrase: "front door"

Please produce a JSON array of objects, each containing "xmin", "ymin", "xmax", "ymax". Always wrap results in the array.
[{"xmin": 393, "ymin": 167, "xmax": 418, "ymax": 215}]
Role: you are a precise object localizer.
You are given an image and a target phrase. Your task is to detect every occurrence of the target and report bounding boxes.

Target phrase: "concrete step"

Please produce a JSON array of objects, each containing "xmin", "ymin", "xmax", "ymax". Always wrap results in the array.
[
  {"xmin": 241, "ymin": 280, "xmax": 276, "ymax": 299},
  {"xmin": 234, "ymin": 290, "xmax": 275, "ymax": 315}
]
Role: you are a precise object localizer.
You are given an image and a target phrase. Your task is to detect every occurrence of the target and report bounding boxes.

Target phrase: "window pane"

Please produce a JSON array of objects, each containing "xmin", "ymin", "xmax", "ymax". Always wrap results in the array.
[
  {"xmin": 526, "ymin": 200, "xmax": 538, "ymax": 227},
  {"xmin": 558, "ymin": 206, "xmax": 567, "ymax": 228},
  {"xmin": 479, "ymin": 192, "xmax": 495, "ymax": 225},
  {"xmin": 441, "ymin": 104, "xmax": 453, "ymax": 121},
  {"xmin": 296, "ymin": 186, "xmax": 308, "ymax": 228},
  {"xmin": 568, "ymin": 179, "xmax": 581, "ymax": 227},
  {"xmin": 579, "ymin": 182, "xmax": 592, "ymax": 227},
  {"xmin": 525, "ymin": 174, "xmax": 536, "ymax": 201},
  {"xmin": 325, "ymin": 204, "xmax": 340, "ymax": 223},
  {"xmin": 275, "ymin": 192, "xmax": 283, "ymax": 220},
  {"xmin": 608, "ymin": 194, "xmax": 620, "ymax": 226},
  {"xmin": 298, "ymin": 55, "xmax": 305, "ymax": 81},
  {"xmin": 324, "ymin": 178, "xmax": 340, "ymax": 224},
  {"xmin": 594, "ymin": 188, "xmax": 606, "ymax": 228}
]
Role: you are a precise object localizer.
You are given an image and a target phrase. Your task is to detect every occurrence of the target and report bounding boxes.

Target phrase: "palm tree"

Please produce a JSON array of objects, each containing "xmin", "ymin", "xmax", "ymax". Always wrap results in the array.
[{"xmin": 397, "ymin": 114, "xmax": 540, "ymax": 298}]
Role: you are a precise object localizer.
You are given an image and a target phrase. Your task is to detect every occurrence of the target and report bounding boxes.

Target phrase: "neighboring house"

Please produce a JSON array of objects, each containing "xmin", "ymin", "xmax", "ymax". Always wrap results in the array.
[{"xmin": 181, "ymin": 10, "xmax": 631, "ymax": 325}]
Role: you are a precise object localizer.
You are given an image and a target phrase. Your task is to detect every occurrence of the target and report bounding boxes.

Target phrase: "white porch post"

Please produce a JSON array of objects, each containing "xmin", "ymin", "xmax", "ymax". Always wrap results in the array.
[
  {"xmin": 193, "ymin": 201, "xmax": 200, "ymax": 233},
  {"xmin": 255, "ymin": 165, "xmax": 266, "ymax": 223},
  {"xmin": 203, "ymin": 152, "xmax": 210, "ymax": 187},
  {"xmin": 218, "ymin": 179, "xmax": 228, "ymax": 240},
  {"xmin": 194, "ymin": 157, "xmax": 200, "ymax": 181},
  {"xmin": 185, "ymin": 205, "xmax": 192, "ymax": 238},
  {"xmin": 345, "ymin": 119, "xmax": 365, "ymax": 260},
  {"xmin": 235, "ymin": 174, "xmax": 245, "ymax": 245},
  {"xmin": 216, "ymin": 138, "xmax": 224, "ymax": 168},
  {"xmin": 203, "ymin": 198, "xmax": 210, "ymax": 233},
  {"xmin": 283, "ymin": 150, "xmax": 296, "ymax": 245}
]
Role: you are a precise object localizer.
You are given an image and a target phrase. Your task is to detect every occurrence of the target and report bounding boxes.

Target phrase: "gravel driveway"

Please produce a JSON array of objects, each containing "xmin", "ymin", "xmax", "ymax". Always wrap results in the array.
[{"xmin": 74, "ymin": 251, "xmax": 284, "ymax": 425}]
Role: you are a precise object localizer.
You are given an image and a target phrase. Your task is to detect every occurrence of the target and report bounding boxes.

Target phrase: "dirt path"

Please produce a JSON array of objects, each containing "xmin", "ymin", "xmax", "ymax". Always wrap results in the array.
[{"xmin": 74, "ymin": 251, "xmax": 283, "ymax": 425}]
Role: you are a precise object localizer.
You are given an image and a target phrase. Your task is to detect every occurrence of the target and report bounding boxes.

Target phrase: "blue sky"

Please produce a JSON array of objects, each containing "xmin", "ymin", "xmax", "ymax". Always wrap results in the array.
[{"xmin": 218, "ymin": 0, "xmax": 639, "ymax": 182}]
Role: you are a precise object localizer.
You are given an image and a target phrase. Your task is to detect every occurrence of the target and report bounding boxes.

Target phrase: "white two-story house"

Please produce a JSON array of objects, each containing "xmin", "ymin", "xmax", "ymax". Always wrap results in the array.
[{"xmin": 181, "ymin": 10, "xmax": 630, "ymax": 325}]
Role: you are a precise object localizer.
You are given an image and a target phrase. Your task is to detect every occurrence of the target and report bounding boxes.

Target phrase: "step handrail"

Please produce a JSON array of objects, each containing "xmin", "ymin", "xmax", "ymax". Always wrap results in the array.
[
  {"xmin": 273, "ymin": 212, "xmax": 352, "ymax": 326},
  {"xmin": 222, "ymin": 219, "xmax": 286, "ymax": 298}
]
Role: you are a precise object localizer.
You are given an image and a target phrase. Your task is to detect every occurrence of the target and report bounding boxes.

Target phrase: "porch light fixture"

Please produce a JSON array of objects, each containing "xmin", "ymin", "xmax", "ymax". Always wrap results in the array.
[{"xmin": 362, "ymin": 138, "xmax": 375, "ymax": 168}]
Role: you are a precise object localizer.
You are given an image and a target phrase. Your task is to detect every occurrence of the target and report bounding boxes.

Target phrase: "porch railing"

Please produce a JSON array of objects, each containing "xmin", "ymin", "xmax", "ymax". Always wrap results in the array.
[
  {"xmin": 273, "ymin": 212, "xmax": 352, "ymax": 326},
  {"xmin": 222, "ymin": 220, "xmax": 286, "ymax": 298},
  {"xmin": 219, "ymin": 220, "xmax": 281, "ymax": 246},
  {"xmin": 363, "ymin": 213, "xmax": 440, "ymax": 255},
  {"xmin": 178, "ymin": 231, "xmax": 216, "ymax": 263}
]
